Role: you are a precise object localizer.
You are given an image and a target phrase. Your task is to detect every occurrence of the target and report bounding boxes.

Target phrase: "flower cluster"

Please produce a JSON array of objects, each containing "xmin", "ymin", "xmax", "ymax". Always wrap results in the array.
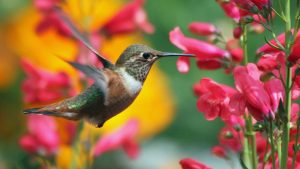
[{"xmin": 171, "ymin": 0, "xmax": 300, "ymax": 168}]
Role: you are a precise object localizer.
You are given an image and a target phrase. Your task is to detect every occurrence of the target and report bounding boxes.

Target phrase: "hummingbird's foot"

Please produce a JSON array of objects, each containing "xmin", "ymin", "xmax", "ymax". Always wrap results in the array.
[{"xmin": 96, "ymin": 121, "xmax": 104, "ymax": 128}]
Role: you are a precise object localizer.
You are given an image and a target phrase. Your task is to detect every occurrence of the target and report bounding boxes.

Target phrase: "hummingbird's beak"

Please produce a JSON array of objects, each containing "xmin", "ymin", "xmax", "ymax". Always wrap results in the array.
[{"xmin": 158, "ymin": 52, "xmax": 195, "ymax": 57}]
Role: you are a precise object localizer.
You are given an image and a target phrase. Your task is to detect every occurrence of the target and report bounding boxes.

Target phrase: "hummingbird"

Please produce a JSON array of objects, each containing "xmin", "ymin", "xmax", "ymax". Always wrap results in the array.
[{"xmin": 23, "ymin": 10, "xmax": 194, "ymax": 128}]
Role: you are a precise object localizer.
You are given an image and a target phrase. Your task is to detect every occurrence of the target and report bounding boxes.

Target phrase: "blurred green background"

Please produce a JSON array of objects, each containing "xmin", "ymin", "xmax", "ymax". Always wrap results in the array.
[{"xmin": 0, "ymin": 0, "xmax": 276, "ymax": 168}]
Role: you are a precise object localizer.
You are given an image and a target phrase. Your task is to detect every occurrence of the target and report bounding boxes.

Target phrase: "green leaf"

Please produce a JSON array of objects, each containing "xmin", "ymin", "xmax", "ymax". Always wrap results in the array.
[{"xmin": 239, "ymin": 154, "xmax": 249, "ymax": 169}]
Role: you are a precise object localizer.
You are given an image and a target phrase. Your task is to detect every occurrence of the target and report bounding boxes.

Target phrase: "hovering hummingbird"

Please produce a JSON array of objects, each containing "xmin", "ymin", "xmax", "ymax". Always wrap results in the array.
[{"xmin": 23, "ymin": 10, "xmax": 194, "ymax": 128}]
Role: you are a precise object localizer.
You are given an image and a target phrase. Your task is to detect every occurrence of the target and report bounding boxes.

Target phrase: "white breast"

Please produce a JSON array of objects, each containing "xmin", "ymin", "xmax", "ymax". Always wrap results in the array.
[{"xmin": 118, "ymin": 68, "xmax": 142, "ymax": 96}]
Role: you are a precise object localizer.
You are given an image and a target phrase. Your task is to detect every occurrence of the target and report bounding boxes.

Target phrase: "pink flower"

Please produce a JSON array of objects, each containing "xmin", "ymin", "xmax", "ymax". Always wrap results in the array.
[
  {"xmin": 264, "ymin": 78, "xmax": 285, "ymax": 112},
  {"xmin": 188, "ymin": 22, "xmax": 218, "ymax": 36},
  {"xmin": 219, "ymin": 126, "xmax": 242, "ymax": 152},
  {"xmin": 216, "ymin": 0, "xmax": 242, "ymax": 22},
  {"xmin": 21, "ymin": 59, "xmax": 75, "ymax": 104},
  {"xmin": 179, "ymin": 158, "xmax": 212, "ymax": 169},
  {"xmin": 233, "ymin": 64, "xmax": 273, "ymax": 120},
  {"xmin": 233, "ymin": 26, "xmax": 242, "ymax": 39},
  {"xmin": 170, "ymin": 27, "xmax": 229, "ymax": 70},
  {"xmin": 177, "ymin": 56, "xmax": 190, "ymax": 74},
  {"xmin": 256, "ymin": 32, "xmax": 286, "ymax": 54},
  {"xmin": 170, "ymin": 27, "xmax": 229, "ymax": 59},
  {"xmin": 250, "ymin": 0, "xmax": 270, "ymax": 9},
  {"xmin": 19, "ymin": 115, "xmax": 59, "ymax": 155},
  {"xmin": 233, "ymin": 0, "xmax": 257, "ymax": 11},
  {"xmin": 34, "ymin": 0, "xmax": 71, "ymax": 36},
  {"xmin": 93, "ymin": 119, "xmax": 140, "ymax": 159},
  {"xmin": 211, "ymin": 146, "xmax": 228, "ymax": 159},
  {"xmin": 101, "ymin": 0, "xmax": 154, "ymax": 36},
  {"xmin": 288, "ymin": 43, "xmax": 300, "ymax": 63},
  {"xmin": 195, "ymin": 78, "xmax": 236, "ymax": 121},
  {"xmin": 34, "ymin": 0, "xmax": 59, "ymax": 12},
  {"xmin": 229, "ymin": 47, "xmax": 244, "ymax": 63},
  {"xmin": 257, "ymin": 54, "xmax": 278, "ymax": 72}
]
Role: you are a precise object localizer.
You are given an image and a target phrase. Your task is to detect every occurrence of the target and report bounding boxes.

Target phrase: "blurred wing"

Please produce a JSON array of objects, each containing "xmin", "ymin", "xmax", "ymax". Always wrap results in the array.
[
  {"xmin": 55, "ymin": 8, "xmax": 113, "ymax": 68},
  {"xmin": 66, "ymin": 61, "xmax": 108, "ymax": 92}
]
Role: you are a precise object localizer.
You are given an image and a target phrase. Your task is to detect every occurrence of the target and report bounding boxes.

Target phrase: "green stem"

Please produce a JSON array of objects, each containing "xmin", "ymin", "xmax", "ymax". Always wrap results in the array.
[
  {"xmin": 241, "ymin": 24, "xmax": 258, "ymax": 169},
  {"xmin": 281, "ymin": 0, "xmax": 292, "ymax": 168},
  {"xmin": 291, "ymin": 121, "xmax": 300, "ymax": 169},
  {"xmin": 269, "ymin": 120, "xmax": 276, "ymax": 169},
  {"xmin": 70, "ymin": 121, "xmax": 84, "ymax": 169}
]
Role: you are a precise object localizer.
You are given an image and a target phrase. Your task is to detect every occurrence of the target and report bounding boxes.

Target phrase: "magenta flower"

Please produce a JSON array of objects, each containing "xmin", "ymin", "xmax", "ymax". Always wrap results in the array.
[
  {"xmin": 179, "ymin": 158, "xmax": 212, "ymax": 169},
  {"xmin": 188, "ymin": 22, "xmax": 218, "ymax": 36},
  {"xmin": 250, "ymin": 0, "xmax": 270, "ymax": 9},
  {"xmin": 219, "ymin": 126, "xmax": 242, "ymax": 152},
  {"xmin": 21, "ymin": 59, "xmax": 74, "ymax": 104},
  {"xmin": 264, "ymin": 78, "xmax": 285, "ymax": 112},
  {"xmin": 288, "ymin": 43, "xmax": 300, "ymax": 63},
  {"xmin": 93, "ymin": 119, "xmax": 140, "ymax": 159},
  {"xmin": 170, "ymin": 27, "xmax": 229, "ymax": 71},
  {"xmin": 195, "ymin": 78, "xmax": 236, "ymax": 121},
  {"xmin": 216, "ymin": 0, "xmax": 243, "ymax": 22},
  {"xmin": 233, "ymin": 64, "xmax": 273, "ymax": 120},
  {"xmin": 257, "ymin": 54, "xmax": 278, "ymax": 72},
  {"xmin": 233, "ymin": 26, "xmax": 242, "ymax": 39},
  {"xmin": 101, "ymin": 0, "xmax": 154, "ymax": 36},
  {"xmin": 19, "ymin": 115, "xmax": 59, "ymax": 155},
  {"xmin": 211, "ymin": 146, "xmax": 228, "ymax": 159}
]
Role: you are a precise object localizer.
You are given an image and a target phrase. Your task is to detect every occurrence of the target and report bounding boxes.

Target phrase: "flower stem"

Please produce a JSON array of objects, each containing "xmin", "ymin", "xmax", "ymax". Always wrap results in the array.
[
  {"xmin": 280, "ymin": 0, "xmax": 292, "ymax": 168},
  {"xmin": 291, "ymin": 120, "xmax": 300, "ymax": 169},
  {"xmin": 269, "ymin": 120, "xmax": 276, "ymax": 169},
  {"xmin": 241, "ymin": 24, "xmax": 258, "ymax": 169}
]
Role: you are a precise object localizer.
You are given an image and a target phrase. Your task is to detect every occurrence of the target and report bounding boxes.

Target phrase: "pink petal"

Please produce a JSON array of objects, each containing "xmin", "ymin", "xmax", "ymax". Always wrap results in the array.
[
  {"xmin": 179, "ymin": 158, "xmax": 212, "ymax": 169},
  {"xmin": 93, "ymin": 119, "xmax": 139, "ymax": 157},
  {"xmin": 122, "ymin": 139, "xmax": 140, "ymax": 159},
  {"xmin": 188, "ymin": 22, "xmax": 217, "ymax": 36},
  {"xmin": 264, "ymin": 78, "xmax": 285, "ymax": 112},
  {"xmin": 176, "ymin": 57, "xmax": 190, "ymax": 73},
  {"xmin": 19, "ymin": 135, "xmax": 38, "ymax": 153},
  {"xmin": 211, "ymin": 146, "xmax": 228, "ymax": 159},
  {"xmin": 169, "ymin": 27, "xmax": 229, "ymax": 59}
]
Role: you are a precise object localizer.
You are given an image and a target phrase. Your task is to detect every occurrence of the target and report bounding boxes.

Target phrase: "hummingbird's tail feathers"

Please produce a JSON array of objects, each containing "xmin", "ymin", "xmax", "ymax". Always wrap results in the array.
[
  {"xmin": 54, "ymin": 7, "xmax": 113, "ymax": 68},
  {"xmin": 24, "ymin": 107, "xmax": 80, "ymax": 120},
  {"xmin": 23, "ymin": 108, "xmax": 41, "ymax": 114}
]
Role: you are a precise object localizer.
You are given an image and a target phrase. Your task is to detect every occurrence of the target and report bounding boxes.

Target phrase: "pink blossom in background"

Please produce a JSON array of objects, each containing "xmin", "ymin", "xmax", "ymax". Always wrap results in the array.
[
  {"xmin": 211, "ymin": 146, "xmax": 228, "ymax": 159},
  {"xmin": 19, "ymin": 115, "xmax": 59, "ymax": 155},
  {"xmin": 93, "ymin": 119, "xmax": 140, "ymax": 159},
  {"xmin": 180, "ymin": 158, "xmax": 212, "ymax": 169},
  {"xmin": 21, "ymin": 59, "xmax": 75, "ymax": 104},
  {"xmin": 188, "ymin": 22, "xmax": 218, "ymax": 36},
  {"xmin": 101, "ymin": 0, "xmax": 154, "ymax": 36}
]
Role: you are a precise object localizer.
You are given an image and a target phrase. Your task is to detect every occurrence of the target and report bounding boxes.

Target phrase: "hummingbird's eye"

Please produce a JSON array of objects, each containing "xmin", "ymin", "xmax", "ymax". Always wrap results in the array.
[{"xmin": 142, "ymin": 52, "xmax": 151, "ymax": 59}]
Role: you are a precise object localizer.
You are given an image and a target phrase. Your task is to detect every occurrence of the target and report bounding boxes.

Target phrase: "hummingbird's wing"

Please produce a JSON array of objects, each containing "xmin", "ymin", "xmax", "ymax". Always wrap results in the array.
[
  {"xmin": 55, "ymin": 8, "xmax": 113, "ymax": 68},
  {"xmin": 66, "ymin": 61, "xmax": 108, "ymax": 93}
]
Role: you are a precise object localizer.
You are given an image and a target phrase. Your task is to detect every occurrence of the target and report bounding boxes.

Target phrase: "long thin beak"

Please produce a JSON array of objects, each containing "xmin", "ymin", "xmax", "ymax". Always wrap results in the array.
[{"xmin": 158, "ymin": 52, "xmax": 195, "ymax": 57}]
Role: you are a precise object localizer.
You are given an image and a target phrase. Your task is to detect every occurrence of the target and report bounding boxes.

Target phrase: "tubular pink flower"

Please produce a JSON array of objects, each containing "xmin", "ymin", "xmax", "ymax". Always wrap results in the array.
[
  {"xmin": 211, "ymin": 146, "xmax": 228, "ymax": 159},
  {"xmin": 196, "ymin": 78, "xmax": 236, "ymax": 121},
  {"xmin": 101, "ymin": 0, "xmax": 154, "ymax": 36},
  {"xmin": 288, "ymin": 43, "xmax": 300, "ymax": 63},
  {"xmin": 256, "ymin": 32, "xmax": 285, "ymax": 54},
  {"xmin": 177, "ymin": 56, "xmax": 190, "ymax": 74},
  {"xmin": 233, "ymin": 26, "xmax": 243, "ymax": 39},
  {"xmin": 169, "ymin": 27, "xmax": 229, "ymax": 59},
  {"xmin": 250, "ymin": 0, "xmax": 270, "ymax": 9},
  {"xmin": 21, "ymin": 59, "xmax": 74, "ymax": 104},
  {"xmin": 179, "ymin": 158, "xmax": 212, "ymax": 169},
  {"xmin": 229, "ymin": 47, "xmax": 244, "ymax": 63},
  {"xmin": 217, "ymin": 0, "xmax": 242, "ymax": 22},
  {"xmin": 188, "ymin": 22, "xmax": 218, "ymax": 36},
  {"xmin": 19, "ymin": 115, "xmax": 59, "ymax": 155},
  {"xmin": 264, "ymin": 78, "xmax": 285, "ymax": 112},
  {"xmin": 234, "ymin": 64, "xmax": 272, "ymax": 120},
  {"xmin": 196, "ymin": 59, "xmax": 223, "ymax": 70},
  {"xmin": 93, "ymin": 119, "xmax": 140, "ymax": 159},
  {"xmin": 257, "ymin": 54, "xmax": 278, "ymax": 72}
]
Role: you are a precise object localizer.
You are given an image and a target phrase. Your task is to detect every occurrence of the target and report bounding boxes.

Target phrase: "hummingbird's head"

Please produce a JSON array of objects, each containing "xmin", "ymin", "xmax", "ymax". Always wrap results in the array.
[{"xmin": 116, "ymin": 44, "xmax": 193, "ymax": 82}]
